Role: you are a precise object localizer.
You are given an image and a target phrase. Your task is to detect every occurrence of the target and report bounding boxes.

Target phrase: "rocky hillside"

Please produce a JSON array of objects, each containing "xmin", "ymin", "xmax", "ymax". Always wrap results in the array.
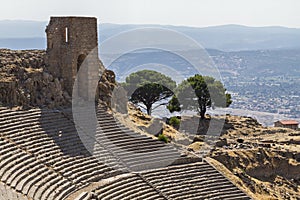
[
  {"xmin": 0, "ymin": 49, "xmax": 115, "ymax": 109},
  {"xmin": 125, "ymin": 106, "xmax": 300, "ymax": 200},
  {"xmin": 0, "ymin": 49, "xmax": 70, "ymax": 108},
  {"xmin": 209, "ymin": 115, "xmax": 300, "ymax": 200}
]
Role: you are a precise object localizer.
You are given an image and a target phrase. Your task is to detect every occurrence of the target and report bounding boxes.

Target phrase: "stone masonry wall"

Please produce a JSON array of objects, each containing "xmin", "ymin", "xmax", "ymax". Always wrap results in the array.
[{"xmin": 45, "ymin": 17, "xmax": 99, "ymax": 96}]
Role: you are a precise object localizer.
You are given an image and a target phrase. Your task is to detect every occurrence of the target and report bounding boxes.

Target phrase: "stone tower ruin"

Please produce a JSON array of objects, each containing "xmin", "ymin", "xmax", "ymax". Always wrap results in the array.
[{"xmin": 45, "ymin": 16, "xmax": 101, "ymax": 99}]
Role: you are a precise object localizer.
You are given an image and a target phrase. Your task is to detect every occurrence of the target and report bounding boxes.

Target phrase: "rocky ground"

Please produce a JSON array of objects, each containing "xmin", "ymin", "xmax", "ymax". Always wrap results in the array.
[
  {"xmin": 210, "ymin": 115, "xmax": 300, "ymax": 200},
  {"xmin": 123, "ymin": 105, "xmax": 300, "ymax": 200},
  {"xmin": 0, "ymin": 49, "xmax": 70, "ymax": 108},
  {"xmin": 0, "ymin": 49, "xmax": 115, "ymax": 109}
]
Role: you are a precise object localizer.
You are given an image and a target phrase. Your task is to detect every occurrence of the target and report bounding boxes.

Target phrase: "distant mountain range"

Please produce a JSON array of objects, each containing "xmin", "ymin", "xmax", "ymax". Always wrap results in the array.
[{"xmin": 1, "ymin": 20, "xmax": 300, "ymax": 51}]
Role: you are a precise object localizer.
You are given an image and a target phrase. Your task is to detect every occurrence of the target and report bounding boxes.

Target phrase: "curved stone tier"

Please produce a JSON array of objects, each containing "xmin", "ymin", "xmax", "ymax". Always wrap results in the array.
[
  {"xmin": 87, "ymin": 162, "xmax": 250, "ymax": 200},
  {"xmin": 0, "ymin": 106, "xmax": 250, "ymax": 200},
  {"xmin": 0, "ymin": 107, "xmax": 127, "ymax": 200}
]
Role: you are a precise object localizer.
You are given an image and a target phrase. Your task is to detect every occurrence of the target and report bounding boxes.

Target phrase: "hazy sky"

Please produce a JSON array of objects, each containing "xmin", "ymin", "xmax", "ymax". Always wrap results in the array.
[{"xmin": 1, "ymin": 0, "xmax": 300, "ymax": 28}]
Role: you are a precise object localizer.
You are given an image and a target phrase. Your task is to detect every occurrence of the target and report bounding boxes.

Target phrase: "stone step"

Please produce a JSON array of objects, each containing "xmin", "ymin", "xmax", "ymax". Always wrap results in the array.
[
  {"xmin": 149, "ymin": 170, "xmax": 223, "ymax": 187},
  {"xmin": 0, "ymin": 152, "xmax": 26, "ymax": 180},
  {"xmin": 7, "ymin": 134, "xmax": 50, "ymax": 148},
  {"xmin": 95, "ymin": 121, "xmax": 123, "ymax": 128},
  {"xmin": 11, "ymin": 133, "xmax": 48, "ymax": 145},
  {"xmin": 94, "ymin": 135, "xmax": 161, "ymax": 147},
  {"xmin": 28, "ymin": 175, "xmax": 61, "ymax": 200},
  {"xmin": 96, "ymin": 125, "xmax": 129, "ymax": 132},
  {"xmin": 142, "ymin": 164, "xmax": 214, "ymax": 176},
  {"xmin": 0, "ymin": 112, "xmax": 61, "ymax": 129},
  {"xmin": 5, "ymin": 156, "xmax": 37, "ymax": 185},
  {"xmin": 35, "ymin": 149, "xmax": 65, "ymax": 162},
  {"xmin": 144, "ymin": 169, "xmax": 222, "ymax": 183},
  {"xmin": 2, "ymin": 125, "xmax": 44, "ymax": 138},
  {"xmin": 0, "ymin": 144, "xmax": 17, "ymax": 157},
  {"xmin": 71, "ymin": 167, "xmax": 112, "ymax": 185},
  {"xmin": 36, "ymin": 178, "xmax": 69, "ymax": 200},
  {"xmin": 0, "ymin": 113, "xmax": 65, "ymax": 133},
  {"xmin": 41, "ymin": 175, "xmax": 75, "ymax": 200},
  {"xmin": 141, "ymin": 162, "xmax": 210, "ymax": 175},
  {"xmin": 93, "ymin": 174, "xmax": 164, "ymax": 200},
  {"xmin": 164, "ymin": 179, "xmax": 234, "ymax": 196},
  {"xmin": 220, "ymin": 193, "xmax": 250, "ymax": 200},
  {"xmin": 96, "ymin": 118, "xmax": 117, "ymax": 123},
  {"xmin": 94, "ymin": 175, "xmax": 138, "ymax": 196},
  {"xmin": 105, "ymin": 183, "xmax": 149, "ymax": 200},
  {"xmin": 53, "ymin": 157, "xmax": 95, "ymax": 172},
  {"xmin": 10, "ymin": 163, "xmax": 45, "ymax": 188},
  {"xmin": 200, "ymin": 187, "xmax": 250, "ymax": 199},
  {"xmin": 96, "ymin": 116, "xmax": 117, "ymax": 121},
  {"xmin": 15, "ymin": 166, "xmax": 48, "ymax": 192},
  {"xmin": 120, "ymin": 149, "xmax": 178, "ymax": 161},
  {"xmin": 127, "ymin": 188, "xmax": 163, "ymax": 200},
  {"xmin": 54, "ymin": 184, "xmax": 77, "ymax": 200},
  {"xmin": 61, "ymin": 160, "xmax": 106, "ymax": 178},
  {"xmin": 123, "ymin": 153, "xmax": 179, "ymax": 167},
  {"xmin": 97, "ymin": 177, "xmax": 143, "ymax": 199},
  {"xmin": 97, "ymin": 136, "xmax": 166, "ymax": 148},
  {"xmin": 129, "ymin": 158, "xmax": 183, "ymax": 171},
  {"xmin": 0, "ymin": 113, "xmax": 41, "ymax": 128},
  {"xmin": 1, "ymin": 118, "xmax": 66, "ymax": 137},
  {"xmin": 102, "ymin": 145, "xmax": 173, "ymax": 157},
  {"xmin": 95, "ymin": 129, "xmax": 150, "ymax": 139},
  {"xmin": 21, "ymin": 171, "xmax": 56, "ymax": 195},
  {"xmin": 27, "ymin": 140, "xmax": 61, "ymax": 152},
  {"xmin": 84, "ymin": 169, "xmax": 124, "ymax": 184},
  {"xmin": 0, "ymin": 122, "xmax": 41, "ymax": 135},
  {"xmin": 0, "ymin": 109, "xmax": 41, "ymax": 122}
]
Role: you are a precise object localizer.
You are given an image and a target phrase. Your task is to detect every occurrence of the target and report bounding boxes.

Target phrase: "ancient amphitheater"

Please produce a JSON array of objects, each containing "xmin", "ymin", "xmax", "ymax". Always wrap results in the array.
[{"xmin": 0, "ymin": 17, "xmax": 251, "ymax": 199}]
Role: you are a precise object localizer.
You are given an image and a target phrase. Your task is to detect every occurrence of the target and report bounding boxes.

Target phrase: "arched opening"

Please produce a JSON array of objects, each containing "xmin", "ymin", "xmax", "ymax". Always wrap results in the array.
[
  {"xmin": 77, "ymin": 54, "xmax": 86, "ymax": 72},
  {"xmin": 77, "ymin": 54, "xmax": 87, "ymax": 97}
]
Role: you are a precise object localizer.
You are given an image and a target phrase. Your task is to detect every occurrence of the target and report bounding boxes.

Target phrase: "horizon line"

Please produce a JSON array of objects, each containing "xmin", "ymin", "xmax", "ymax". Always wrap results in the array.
[{"xmin": 0, "ymin": 19, "xmax": 300, "ymax": 29}]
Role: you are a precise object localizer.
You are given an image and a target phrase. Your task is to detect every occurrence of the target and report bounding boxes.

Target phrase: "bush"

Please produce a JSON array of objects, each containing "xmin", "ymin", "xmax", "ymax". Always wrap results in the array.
[
  {"xmin": 168, "ymin": 116, "xmax": 180, "ymax": 130},
  {"xmin": 158, "ymin": 134, "xmax": 169, "ymax": 143}
]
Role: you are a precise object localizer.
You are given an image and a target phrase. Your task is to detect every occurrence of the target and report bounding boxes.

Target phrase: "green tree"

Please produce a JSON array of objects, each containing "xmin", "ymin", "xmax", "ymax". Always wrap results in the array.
[
  {"xmin": 167, "ymin": 95, "xmax": 181, "ymax": 113},
  {"xmin": 168, "ymin": 74, "xmax": 232, "ymax": 119},
  {"xmin": 123, "ymin": 70, "xmax": 176, "ymax": 115}
]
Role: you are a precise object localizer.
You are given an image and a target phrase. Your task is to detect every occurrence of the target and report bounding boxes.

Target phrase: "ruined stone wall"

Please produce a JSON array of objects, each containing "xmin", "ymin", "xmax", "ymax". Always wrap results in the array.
[
  {"xmin": 97, "ymin": 69, "xmax": 117, "ymax": 108},
  {"xmin": 0, "ymin": 17, "xmax": 113, "ymax": 108},
  {"xmin": 45, "ymin": 17, "xmax": 100, "ymax": 96},
  {"xmin": 0, "ymin": 49, "xmax": 115, "ymax": 108}
]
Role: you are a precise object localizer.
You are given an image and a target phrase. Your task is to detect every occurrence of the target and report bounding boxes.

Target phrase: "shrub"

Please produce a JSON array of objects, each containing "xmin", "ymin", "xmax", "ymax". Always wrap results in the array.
[
  {"xmin": 158, "ymin": 134, "xmax": 169, "ymax": 143},
  {"xmin": 168, "ymin": 116, "xmax": 180, "ymax": 130}
]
